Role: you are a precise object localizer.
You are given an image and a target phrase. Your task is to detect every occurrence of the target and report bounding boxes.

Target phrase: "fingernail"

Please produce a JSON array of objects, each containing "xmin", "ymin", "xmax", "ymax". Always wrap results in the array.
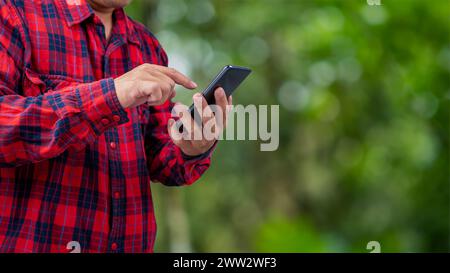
[{"xmin": 190, "ymin": 81, "xmax": 198, "ymax": 88}]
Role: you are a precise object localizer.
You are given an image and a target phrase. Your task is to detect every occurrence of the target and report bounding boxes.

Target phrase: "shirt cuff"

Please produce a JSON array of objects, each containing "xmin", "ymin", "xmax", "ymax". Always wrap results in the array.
[{"xmin": 76, "ymin": 78, "xmax": 129, "ymax": 135}]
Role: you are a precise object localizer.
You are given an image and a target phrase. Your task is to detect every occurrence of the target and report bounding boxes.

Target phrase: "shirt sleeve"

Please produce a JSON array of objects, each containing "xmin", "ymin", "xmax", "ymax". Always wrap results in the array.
[
  {"xmin": 0, "ymin": 3, "xmax": 129, "ymax": 167},
  {"xmin": 143, "ymin": 36, "xmax": 214, "ymax": 186}
]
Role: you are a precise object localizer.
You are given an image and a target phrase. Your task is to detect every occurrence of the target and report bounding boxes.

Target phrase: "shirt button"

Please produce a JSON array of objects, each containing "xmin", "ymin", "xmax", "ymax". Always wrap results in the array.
[
  {"xmin": 113, "ymin": 115, "xmax": 121, "ymax": 122},
  {"xmin": 111, "ymin": 243, "xmax": 118, "ymax": 251},
  {"xmin": 114, "ymin": 191, "xmax": 120, "ymax": 199},
  {"xmin": 109, "ymin": 142, "xmax": 117, "ymax": 150},
  {"xmin": 101, "ymin": 118, "xmax": 110, "ymax": 125}
]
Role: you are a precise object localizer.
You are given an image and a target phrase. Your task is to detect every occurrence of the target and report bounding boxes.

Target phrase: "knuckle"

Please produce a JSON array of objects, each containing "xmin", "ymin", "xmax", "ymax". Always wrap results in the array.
[
  {"xmin": 156, "ymin": 91, "xmax": 163, "ymax": 101},
  {"xmin": 169, "ymin": 67, "xmax": 177, "ymax": 74},
  {"xmin": 152, "ymin": 90, "xmax": 162, "ymax": 101},
  {"xmin": 142, "ymin": 82, "xmax": 156, "ymax": 94},
  {"xmin": 169, "ymin": 79, "xmax": 175, "ymax": 89},
  {"xmin": 142, "ymin": 63, "xmax": 154, "ymax": 73},
  {"xmin": 163, "ymin": 81, "xmax": 172, "ymax": 92},
  {"xmin": 139, "ymin": 63, "xmax": 149, "ymax": 70}
]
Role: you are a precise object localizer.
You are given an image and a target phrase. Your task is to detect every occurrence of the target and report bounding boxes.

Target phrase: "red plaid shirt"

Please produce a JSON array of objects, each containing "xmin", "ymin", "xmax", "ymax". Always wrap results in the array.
[{"xmin": 0, "ymin": 0, "xmax": 212, "ymax": 253}]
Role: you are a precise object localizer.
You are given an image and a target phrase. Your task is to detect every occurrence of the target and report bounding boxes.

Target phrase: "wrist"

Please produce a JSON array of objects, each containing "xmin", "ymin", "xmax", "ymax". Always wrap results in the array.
[
  {"xmin": 180, "ymin": 141, "xmax": 217, "ymax": 160},
  {"xmin": 113, "ymin": 78, "xmax": 130, "ymax": 109}
]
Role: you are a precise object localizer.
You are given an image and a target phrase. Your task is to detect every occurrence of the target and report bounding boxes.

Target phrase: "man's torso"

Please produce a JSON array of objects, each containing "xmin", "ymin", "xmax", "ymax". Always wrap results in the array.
[{"xmin": 0, "ymin": 0, "xmax": 166, "ymax": 253}]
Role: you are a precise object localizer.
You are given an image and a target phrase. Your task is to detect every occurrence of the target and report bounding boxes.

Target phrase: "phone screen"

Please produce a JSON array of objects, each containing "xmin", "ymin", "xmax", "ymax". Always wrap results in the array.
[
  {"xmin": 188, "ymin": 65, "xmax": 252, "ymax": 117},
  {"xmin": 175, "ymin": 65, "xmax": 251, "ymax": 132}
]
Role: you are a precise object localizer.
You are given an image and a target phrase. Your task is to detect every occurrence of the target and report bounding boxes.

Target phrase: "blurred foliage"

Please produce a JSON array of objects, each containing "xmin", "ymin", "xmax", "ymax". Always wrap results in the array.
[{"xmin": 125, "ymin": 0, "xmax": 450, "ymax": 252}]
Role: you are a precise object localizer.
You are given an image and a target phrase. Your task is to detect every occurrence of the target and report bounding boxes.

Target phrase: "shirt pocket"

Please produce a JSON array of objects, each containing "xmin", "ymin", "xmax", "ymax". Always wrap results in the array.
[{"xmin": 23, "ymin": 68, "xmax": 83, "ymax": 96}]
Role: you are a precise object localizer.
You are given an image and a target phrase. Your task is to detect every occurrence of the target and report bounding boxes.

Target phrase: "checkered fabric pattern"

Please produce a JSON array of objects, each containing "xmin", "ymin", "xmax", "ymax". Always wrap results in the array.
[{"xmin": 0, "ymin": 0, "xmax": 212, "ymax": 253}]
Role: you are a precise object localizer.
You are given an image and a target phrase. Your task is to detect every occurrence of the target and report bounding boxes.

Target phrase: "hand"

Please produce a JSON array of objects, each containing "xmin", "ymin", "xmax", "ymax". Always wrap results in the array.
[
  {"xmin": 168, "ymin": 88, "xmax": 232, "ymax": 157},
  {"xmin": 114, "ymin": 64, "xmax": 197, "ymax": 109}
]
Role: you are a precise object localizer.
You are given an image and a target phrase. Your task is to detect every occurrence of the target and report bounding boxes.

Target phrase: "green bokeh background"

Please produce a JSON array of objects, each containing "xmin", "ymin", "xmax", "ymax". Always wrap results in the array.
[{"xmin": 125, "ymin": 0, "xmax": 450, "ymax": 252}]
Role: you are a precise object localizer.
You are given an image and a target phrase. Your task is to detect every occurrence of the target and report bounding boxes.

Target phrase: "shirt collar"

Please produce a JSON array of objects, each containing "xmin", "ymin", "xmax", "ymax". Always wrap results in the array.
[
  {"xmin": 56, "ymin": 0, "xmax": 141, "ymax": 46},
  {"xmin": 57, "ymin": 0, "xmax": 94, "ymax": 27}
]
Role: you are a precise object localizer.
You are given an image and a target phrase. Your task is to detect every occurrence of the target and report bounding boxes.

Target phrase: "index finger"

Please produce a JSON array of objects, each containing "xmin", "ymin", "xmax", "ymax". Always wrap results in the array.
[{"xmin": 155, "ymin": 66, "xmax": 198, "ymax": 89}]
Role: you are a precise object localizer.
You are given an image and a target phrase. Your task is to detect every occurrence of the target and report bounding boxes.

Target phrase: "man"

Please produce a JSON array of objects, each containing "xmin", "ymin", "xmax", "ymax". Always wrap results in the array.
[{"xmin": 0, "ymin": 0, "xmax": 230, "ymax": 253}]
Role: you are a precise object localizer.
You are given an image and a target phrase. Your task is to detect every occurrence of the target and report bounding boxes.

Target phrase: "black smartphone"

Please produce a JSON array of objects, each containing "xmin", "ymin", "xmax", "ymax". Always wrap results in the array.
[{"xmin": 177, "ymin": 65, "xmax": 252, "ymax": 130}]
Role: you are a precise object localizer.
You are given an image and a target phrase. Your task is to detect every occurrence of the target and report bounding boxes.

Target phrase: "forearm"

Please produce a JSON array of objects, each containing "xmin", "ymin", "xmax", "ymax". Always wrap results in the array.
[{"xmin": 0, "ymin": 78, "xmax": 128, "ymax": 167}]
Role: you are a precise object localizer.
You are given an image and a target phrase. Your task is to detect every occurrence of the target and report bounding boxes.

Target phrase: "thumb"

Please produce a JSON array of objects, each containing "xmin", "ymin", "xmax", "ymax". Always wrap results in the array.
[{"xmin": 168, "ymin": 118, "xmax": 184, "ymax": 145}]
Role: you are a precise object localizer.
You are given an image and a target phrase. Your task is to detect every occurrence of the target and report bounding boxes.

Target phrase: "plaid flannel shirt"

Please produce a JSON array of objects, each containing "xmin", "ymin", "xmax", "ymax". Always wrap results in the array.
[{"xmin": 0, "ymin": 0, "xmax": 212, "ymax": 253}]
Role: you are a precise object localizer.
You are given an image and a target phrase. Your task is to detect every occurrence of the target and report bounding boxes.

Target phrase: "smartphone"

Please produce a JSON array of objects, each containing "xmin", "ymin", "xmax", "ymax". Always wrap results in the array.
[{"xmin": 177, "ymin": 65, "xmax": 252, "ymax": 130}]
